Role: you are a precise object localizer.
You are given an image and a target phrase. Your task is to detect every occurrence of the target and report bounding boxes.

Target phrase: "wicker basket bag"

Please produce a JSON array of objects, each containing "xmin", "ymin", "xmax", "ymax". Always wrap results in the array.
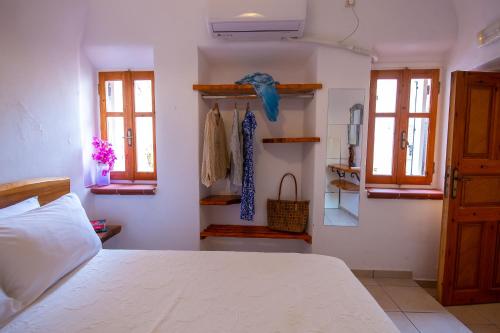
[{"xmin": 267, "ymin": 173, "xmax": 309, "ymax": 233}]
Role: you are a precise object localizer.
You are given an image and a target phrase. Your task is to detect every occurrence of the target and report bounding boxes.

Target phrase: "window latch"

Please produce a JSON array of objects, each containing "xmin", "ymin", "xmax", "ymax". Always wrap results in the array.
[
  {"xmin": 400, "ymin": 130, "xmax": 408, "ymax": 150},
  {"xmin": 124, "ymin": 128, "xmax": 133, "ymax": 147}
]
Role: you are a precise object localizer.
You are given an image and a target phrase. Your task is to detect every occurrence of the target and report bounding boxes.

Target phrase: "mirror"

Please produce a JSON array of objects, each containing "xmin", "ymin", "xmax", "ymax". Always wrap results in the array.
[{"xmin": 324, "ymin": 89, "xmax": 365, "ymax": 227}]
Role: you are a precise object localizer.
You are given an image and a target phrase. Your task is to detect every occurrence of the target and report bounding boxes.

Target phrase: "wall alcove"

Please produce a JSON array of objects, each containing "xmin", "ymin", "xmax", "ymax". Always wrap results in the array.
[{"xmin": 196, "ymin": 44, "xmax": 320, "ymax": 252}]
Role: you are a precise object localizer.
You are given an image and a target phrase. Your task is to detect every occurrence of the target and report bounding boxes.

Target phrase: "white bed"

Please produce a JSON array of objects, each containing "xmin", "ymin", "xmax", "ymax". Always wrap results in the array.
[
  {"xmin": 0, "ymin": 178, "xmax": 398, "ymax": 332},
  {"xmin": 2, "ymin": 250, "xmax": 397, "ymax": 333}
]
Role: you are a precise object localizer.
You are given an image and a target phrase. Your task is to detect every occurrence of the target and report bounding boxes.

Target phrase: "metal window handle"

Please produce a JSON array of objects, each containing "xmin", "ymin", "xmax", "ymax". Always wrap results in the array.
[
  {"xmin": 400, "ymin": 130, "xmax": 408, "ymax": 149},
  {"xmin": 123, "ymin": 128, "xmax": 133, "ymax": 147}
]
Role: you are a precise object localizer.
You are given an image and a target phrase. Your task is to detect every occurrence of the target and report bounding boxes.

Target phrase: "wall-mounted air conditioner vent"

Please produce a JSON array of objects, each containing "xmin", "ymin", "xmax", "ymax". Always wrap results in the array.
[{"xmin": 208, "ymin": 0, "xmax": 307, "ymax": 41}]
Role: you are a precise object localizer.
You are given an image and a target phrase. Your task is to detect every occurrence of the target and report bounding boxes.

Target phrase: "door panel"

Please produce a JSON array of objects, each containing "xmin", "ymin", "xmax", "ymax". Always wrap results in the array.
[
  {"xmin": 464, "ymin": 86, "xmax": 494, "ymax": 157},
  {"xmin": 461, "ymin": 176, "xmax": 500, "ymax": 206},
  {"xmin": 438, "ymin": 71, "xmax": 500, "ymax": 306},
  {"xmin": 454, "ymin": 223, "xmax": 483, "ymax": 290}
]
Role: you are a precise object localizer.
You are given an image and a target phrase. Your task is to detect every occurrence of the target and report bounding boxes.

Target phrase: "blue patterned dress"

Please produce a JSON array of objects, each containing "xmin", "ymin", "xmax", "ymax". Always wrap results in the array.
[{"xmin": 240, "ymin": 111, "xmax": 257, "ymax": 221}]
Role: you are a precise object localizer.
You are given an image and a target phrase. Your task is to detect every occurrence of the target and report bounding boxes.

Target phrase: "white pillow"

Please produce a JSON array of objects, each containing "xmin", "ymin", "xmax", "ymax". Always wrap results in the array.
[
  {"xmin": 0, "ymin": 196, "xmax": 40, "ymax": 219},
  {"xmin": 0, "ymin": 193, "xmax": 102, "ymax": 324},
  {"xmin": 0, "ymin": 290, "xmax": 19, "ymax": 326}
]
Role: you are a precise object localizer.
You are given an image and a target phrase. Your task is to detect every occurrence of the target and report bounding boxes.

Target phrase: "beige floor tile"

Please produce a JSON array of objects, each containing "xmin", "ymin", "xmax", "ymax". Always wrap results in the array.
[
  {"xmin": 365, "ymin": 285, "xmax": 400, "ymax": 311},
  {"xmin": 467, "ymin": 324, "xmax": 500, "ymax": 333},
  {"xmin": 357, "ymin": 277, "xmax": 379, "ymax": 286},
  {"xmin": 469, "ymin": 304, "xmax": 500, "ymax": 326},
  {"xmin": 446, "ymin": 305, "xmax": 492, "ymax": 325},
  {"xmin": 375, "ymin": 278, "xmax": 419, "ymax": 287},
  {"xmin": 386, "ymin": 312, "xmax": 419, "ymax": 333},
  {"xmin": 383, "ymin": 286, "xmax": 446, "ymax": 312},
  {"xmin": 374, "ymin": 270, "xmax": 413, "ymax": 279},
  {"xmin": 406, "ymin": 312, "xmax": 472, "ymax": 333}
]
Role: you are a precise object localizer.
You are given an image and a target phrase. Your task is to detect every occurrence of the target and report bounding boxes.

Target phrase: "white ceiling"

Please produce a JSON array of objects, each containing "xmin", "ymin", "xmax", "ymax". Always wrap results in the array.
[
  {"xmin": 305, "ymin": 0, "xmax": 458, "ymax": 63},
  {"xmin": 81, "ymin": 0, "xmax": 500, "ymax": 66}
]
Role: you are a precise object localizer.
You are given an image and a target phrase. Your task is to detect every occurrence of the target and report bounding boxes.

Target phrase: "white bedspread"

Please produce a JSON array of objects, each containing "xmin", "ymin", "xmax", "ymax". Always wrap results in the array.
[{"xmin": 1, "ymin": 250, "xmax": 398, "ymax": 333}]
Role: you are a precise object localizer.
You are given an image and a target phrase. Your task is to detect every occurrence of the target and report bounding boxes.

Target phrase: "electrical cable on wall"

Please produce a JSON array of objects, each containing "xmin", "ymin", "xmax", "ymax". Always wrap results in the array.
[
  {"xmin": 338, "ymin": 5, "xmax": 360, "ymax": 44},
  {"xmin": 286, "ymin": 0, "xmax": 378, "ymax": 62}
]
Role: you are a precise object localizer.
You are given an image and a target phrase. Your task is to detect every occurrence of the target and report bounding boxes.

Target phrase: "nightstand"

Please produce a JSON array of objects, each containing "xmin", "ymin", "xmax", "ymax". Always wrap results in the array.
[{"xmin": 97, "ymin": 224, "xmax": 122, "ymax": 243}]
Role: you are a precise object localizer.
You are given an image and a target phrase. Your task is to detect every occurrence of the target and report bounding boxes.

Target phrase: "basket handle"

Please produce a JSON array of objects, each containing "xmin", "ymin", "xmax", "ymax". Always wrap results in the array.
[{"xmin": 278, "ymin": 173, "xmax": 298, "ymax": 202}]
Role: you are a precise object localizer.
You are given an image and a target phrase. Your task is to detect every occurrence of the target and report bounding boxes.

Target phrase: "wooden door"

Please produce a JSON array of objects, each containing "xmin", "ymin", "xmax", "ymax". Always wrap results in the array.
[{"xmin": 438, "ymin": 71, "xmax": 500, "ymax": 305}]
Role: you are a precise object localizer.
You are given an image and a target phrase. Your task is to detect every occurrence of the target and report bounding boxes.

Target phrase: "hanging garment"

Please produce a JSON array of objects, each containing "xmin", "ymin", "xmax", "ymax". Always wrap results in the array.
[
  {"xmin": 240, "ymin": 110, "xmax": 257, "ymax": 221},
  {"xmin": 229, "ymin": 108, "xmax": 243, "ymax": 186},
  {"xmin": 236, "ymin": 73, "xmax": 280, "ymax": 122},
  {"xmin": 201, "ymin": 106, "xmax": 229, "ymax": 187}
]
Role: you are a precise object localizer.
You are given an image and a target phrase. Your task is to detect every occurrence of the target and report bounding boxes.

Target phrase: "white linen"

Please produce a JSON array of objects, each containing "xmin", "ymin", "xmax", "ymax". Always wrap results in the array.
[
  {"xmin": 0, "ymin": 193, "xmax": 102, "ymax": 324},
  {"xmin": 1, "ymin": 250, "xmax": 398, "ymax": 333},
  {"xmin": 0, "ymin": 196, "xmax": 39, "ymax": 219}
]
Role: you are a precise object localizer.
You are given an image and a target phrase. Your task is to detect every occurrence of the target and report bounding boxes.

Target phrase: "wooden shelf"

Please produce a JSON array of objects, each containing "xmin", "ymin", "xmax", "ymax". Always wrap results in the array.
[
  {"xmin": 96, "ymin": 224, "xmax": 122, "ymax": 243},
  {"xmin": 90, "ymin": 184, "xmax": 156, "ymax": 195},
  {"xmin": 330, "ymin": 179, "xmax": 360, "ymax": 192},
  {"xmin": 200, "ymin": 224, "xmax": 312, "ymax": 244},
  {"xmin": 328, "ymin": 164, "xmax": 360, "ymax": 174},
  {"xmin": 262, "ymin": 137, "xmax": 320, "ymax": 143},
  {"xmin": 366, "ymin": 188, "xmax": 443, "ymax": 200},
  {"xmin": 193, "ymin": 83, "xmax": 322, "ymax": 96},
  {"xmin": 200, "ymin": 195, "xmax": 241, "ymax": 206}
]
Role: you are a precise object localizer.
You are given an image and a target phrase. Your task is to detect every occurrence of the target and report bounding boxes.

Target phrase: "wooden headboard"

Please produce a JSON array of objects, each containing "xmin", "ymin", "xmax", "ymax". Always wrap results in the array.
[{"xmin": 0, "ymin": 177, "xmax": 70, "ymax": 209}]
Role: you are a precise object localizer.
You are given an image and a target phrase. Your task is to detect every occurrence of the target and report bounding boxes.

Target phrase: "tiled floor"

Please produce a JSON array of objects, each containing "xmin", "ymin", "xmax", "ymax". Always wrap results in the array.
[{"xmin": 357, "ymin": 276, "xmax": 500, "ymax": 333}]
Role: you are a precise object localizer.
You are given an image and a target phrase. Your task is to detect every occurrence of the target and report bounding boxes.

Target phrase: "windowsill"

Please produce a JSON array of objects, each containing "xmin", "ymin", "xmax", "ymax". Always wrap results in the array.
[
  {"xmin": 366, "ymin": 188, "xmax": 443, "ymax": 200},
  {"xmin": 90, "ymin": 183, "xmax": 157, "ymax": 195}
]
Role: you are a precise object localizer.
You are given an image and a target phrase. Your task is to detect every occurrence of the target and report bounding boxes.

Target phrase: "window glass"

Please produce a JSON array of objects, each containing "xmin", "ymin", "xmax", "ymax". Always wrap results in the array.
[
  {"xmin": 406, "ymin": 117, "xmax": 429, "ymax": 176},
  {"xmin": 372, "ymin": 117, "xmax": 395, "ymax": 175},
  {"xmin": 105, "ymin": 81, "xmax": 123, "ymax": 113},
  {"xmin": 134, "ymin": 80, "xmax": 152, "ymax": 113},
  {"xmin": 136, "ymin": 117, "xmax": 154, "ymax": 172},
  {"xmin": 106, "ymin": 117, "xmax": 125, "ymax": 171},
  {"xmin": 376, "ymin": 79, "xmax": 398, "ymax": 113},
  {"xmin": 409, "ymin": 78, "xmax": 431, "ymax": 113}
]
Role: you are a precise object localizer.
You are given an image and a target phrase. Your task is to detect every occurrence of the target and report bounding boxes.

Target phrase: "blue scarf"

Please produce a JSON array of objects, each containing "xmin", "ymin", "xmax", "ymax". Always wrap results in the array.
[{"xmin": 236, "ymin": 73, "xmax": 280, "ymax": 122}]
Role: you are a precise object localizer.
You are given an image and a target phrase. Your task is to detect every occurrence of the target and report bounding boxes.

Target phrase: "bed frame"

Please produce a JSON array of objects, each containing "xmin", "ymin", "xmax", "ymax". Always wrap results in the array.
[{"xmin": 0, "ymin": 177, "xmax": 70, "ymax": 209}]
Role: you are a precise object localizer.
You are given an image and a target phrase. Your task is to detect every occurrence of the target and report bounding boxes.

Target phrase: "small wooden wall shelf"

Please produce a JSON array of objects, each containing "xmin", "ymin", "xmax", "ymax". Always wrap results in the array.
[
  {"xmin": 262, "ymin": 137, "xmax": 320, "ymax": 143},
  {"xmin": 366, "ymin": 188, "xmax": 443, "ymax": 200},
  {"xmin": 97, "ymin": 225, "xmax": 122, "ymax": 243},
  {"xmin": 200, "ymin": 195, "xmax": 241, "ymax": 206},
  {"xmin": 329, "ymin": 164, "xmax": 361, "ymax": 182},
  {"xmin": 200, "ymin": 224, "xmax": 312, "ymax": 244},
  {"xmin": 330, "ymin": 179, "xmax": 360, "ymax": 192},
  {"xmin": 329, "ymin": 164, "xmax": 360, "ymax": 174},
  {"xmin": 90, "ymin": 184, "xmax": 157, "ymax": 195},
  {"xmin": 193, "ymin": 83, "xmax": 322, "ymax": 97}
]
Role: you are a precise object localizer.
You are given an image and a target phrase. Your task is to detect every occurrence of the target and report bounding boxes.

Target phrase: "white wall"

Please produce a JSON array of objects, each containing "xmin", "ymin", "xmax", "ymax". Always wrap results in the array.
[
  {"xmin": 87, "ymin": 0, "xmax": 206, "ymax": 250},
  {"xmin": 0, "ymin": 0, "xmax": 475, "ymax": 279},
  {"xmin": 0, "ymin": 0, "xmax": 96, "ymax": 207},
  {"xmin": 309, "ymin": 47, "xmax": 443, "ymax": 280},
  {"xmin": 78, "ymin": 50, "xmax": 99, "ymax": 188}
]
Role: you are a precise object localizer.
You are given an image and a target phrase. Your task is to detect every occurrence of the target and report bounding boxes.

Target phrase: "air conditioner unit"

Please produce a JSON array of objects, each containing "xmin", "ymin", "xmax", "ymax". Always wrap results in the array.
[{"xmin": 207, "ymin": 0, "xmax": 307, "ymax": 41}]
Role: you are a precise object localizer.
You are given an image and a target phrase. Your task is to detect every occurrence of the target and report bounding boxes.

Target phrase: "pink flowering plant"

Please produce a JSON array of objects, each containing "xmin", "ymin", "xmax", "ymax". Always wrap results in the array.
[{"xmin": 91, "ymin": 137, "xmax": 117, "ymax": 176}]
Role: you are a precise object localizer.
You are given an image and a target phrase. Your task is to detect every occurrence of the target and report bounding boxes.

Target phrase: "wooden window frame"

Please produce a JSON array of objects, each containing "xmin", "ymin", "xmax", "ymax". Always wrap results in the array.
[
  {"xmin": 98, "ymin": 71, "xmax": 157, "ymax": 181},
  {"xmin": 366, "ymin": 68, "xmax": 439, "ymax": 185}
]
